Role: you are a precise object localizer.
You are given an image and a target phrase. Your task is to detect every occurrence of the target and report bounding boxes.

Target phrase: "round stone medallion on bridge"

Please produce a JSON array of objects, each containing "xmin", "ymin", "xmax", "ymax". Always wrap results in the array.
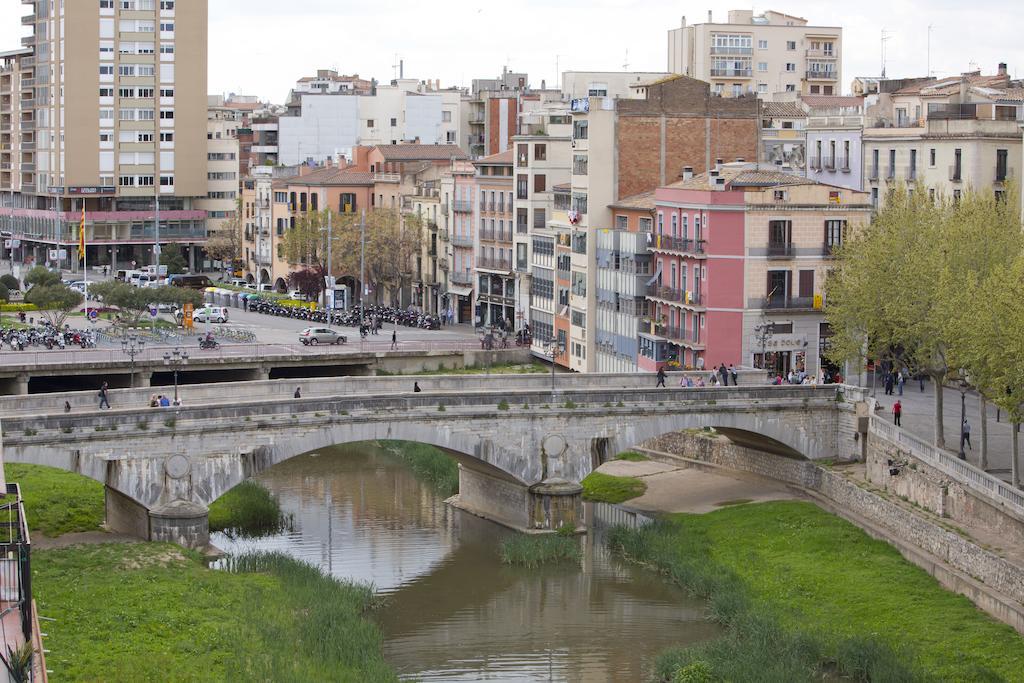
[
  {"xmin": 164, "ymin": 454, "xmax": 192, "ymax": 480},
  {"xmin": 541, "ymin": 434, "xmax": 567, "ymax": 458}
]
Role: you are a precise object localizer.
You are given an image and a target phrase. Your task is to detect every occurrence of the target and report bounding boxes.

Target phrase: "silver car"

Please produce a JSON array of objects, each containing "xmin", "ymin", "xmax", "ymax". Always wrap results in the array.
[{"xmin": 299, "ymin": 327, "xmax": 346, "ymax": 345}]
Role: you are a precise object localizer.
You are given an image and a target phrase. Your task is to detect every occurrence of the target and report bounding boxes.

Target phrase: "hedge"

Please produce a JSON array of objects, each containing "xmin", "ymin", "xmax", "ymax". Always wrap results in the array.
[{"xmin": 1, "ymin": 303, "xmax": 39, "ymax": 313}]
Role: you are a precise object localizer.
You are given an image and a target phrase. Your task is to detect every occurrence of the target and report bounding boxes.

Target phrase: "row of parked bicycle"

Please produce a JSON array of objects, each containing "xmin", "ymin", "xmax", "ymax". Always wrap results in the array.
[
  {"xmin": 0, "ymin": 324, "xmax": 98, "ymax": 351},
  {"xmin": 245, "ymin": 300, "xmax": 443, "ymax": 330}
]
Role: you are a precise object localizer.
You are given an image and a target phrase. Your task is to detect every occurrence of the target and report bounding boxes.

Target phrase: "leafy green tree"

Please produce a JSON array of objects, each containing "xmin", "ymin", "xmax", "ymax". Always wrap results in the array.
[
  {"xmin": 24, "ymin": 265, "xmax": 62, "ymax": 289},
  {"xmin": 91, "ymin": 282, "xmax": 202, "ymax": 326},
  {"xmin": 0, "ymin": 282, "xmax": 9, "ymax": 303},
  {"xmin": 286, "ymin": 268, "xmax": 325, "ymax": 301},
  {"xmin": 0, "ymin": 274, "xmax": 20, "ymax": 291},
  {"xmin": 159, "ymin": 249, "xmax": 188, "ymax": 275},
  {"xmin": 205, "ymin": 197, "xmax": 244, "ymax": 273},
  {"xmin": 826, "ymin": 185, "xmax": 1023, "ymax": 449},
  {"xmin": 24, "ymin": 283, "xmax": 83, "ymax": 327}
]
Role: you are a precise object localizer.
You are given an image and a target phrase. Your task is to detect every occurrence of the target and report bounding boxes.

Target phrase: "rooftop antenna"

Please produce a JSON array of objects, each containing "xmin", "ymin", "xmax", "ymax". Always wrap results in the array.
[
  {"xmin": 880, "ymin": 29, "xmax": 891, "ymax": 79},
  {"xmin": 926, "ymin": 24, "xmax": 934, "ymax": 77},
  {"xmin": 392, "ymin": 54, "xmax": 402, "ymax": 81},
  {"xmin": 623, "ymin": 49, "xmax": 630, "ymax": 71}
]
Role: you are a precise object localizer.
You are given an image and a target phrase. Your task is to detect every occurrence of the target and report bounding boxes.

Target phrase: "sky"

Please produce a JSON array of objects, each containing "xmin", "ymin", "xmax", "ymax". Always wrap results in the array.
[{"xmin": 1, "ymin": 1, "xmax": 1022, "ymax": 103}]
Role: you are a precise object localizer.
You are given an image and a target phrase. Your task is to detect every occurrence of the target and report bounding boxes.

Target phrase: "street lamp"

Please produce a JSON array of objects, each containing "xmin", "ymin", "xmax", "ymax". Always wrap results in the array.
[
  {"xmin": 120, "ymin": 334, "xmax": 145, "ymax": 389},
  {"xmin": 753, "ymin": 319, "xmax": 775, "ymax": 380},
  {"xmin": 958, "ymin": 369, "xmax": 970, "ymax": 461},
  {"xmin": 546, "ymin": 338, "xmax": 565, "ymax": 395},
  {"xmin": 163, "ymin": 347, "xmax": 189, "ymax": 405}
]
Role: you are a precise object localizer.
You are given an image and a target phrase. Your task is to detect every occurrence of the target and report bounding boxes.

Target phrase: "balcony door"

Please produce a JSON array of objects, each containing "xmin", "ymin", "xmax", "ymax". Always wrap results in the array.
[{"xmin": 767, "ymin": 270, "xmax": 790, "ymax": 305}]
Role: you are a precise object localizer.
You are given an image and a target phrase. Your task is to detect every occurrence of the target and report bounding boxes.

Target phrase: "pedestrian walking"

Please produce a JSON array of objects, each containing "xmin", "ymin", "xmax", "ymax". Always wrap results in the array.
[
  {"xmin": 893, "ymin": 400, "xmax": 902, "ymax": 427},
  {"xmin": 64, "ymin": 400, "xmax": 71, "ymax": 413},
  {"xmin": 149, "ymin": 394, "xmax": 158, "ymax": 408},
  {"xmin": 919, "ymin": 374, "xmax": 925, "ymax": 392},
  {"xmin": 413, "ymin": 382, "xmax": 422, "ymax": 393},
  {"xmin": 897, "ymin": 372, "xmax": 905, "ymax": 396},
  {"xmin": 294, "ymin": 387, "xmax": 301, "ymax": 399},
  {"xmin": 718, "ymin": 363, "xmax": 728, "ymax": 387},
  {"xmin": 391, "ymin": 329, "xmax": 398, "ymax": 350},
  {"xmin": 158, "ymin": 395, "xmax": 170, "ymax": 407},
  {"xmin": 656, "ymin": 367, "xmax": 666, "ymax": 387},
  {"xmin": 728, "ymin": 364, "xmax": 738, "ymax": 386},
  {"xmin": 962, "ymin": 419, "xmax": 973, "ymax": 450},
  {"xmin": 884, "ymin": 373, "xmax": 894, "ymax": 395},
  {"xmin": 98, "ymin": 382, "xmax": 110, "ymax": 410}
]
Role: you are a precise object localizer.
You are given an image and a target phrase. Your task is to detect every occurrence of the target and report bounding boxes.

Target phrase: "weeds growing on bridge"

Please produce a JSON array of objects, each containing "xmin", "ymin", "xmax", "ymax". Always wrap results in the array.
[
  {"xmin": 209, "ymin": 480, "xmax": 291, "ymax": 538},
  {"xmin": 581, "ymin": 471, "xmax": 647, "ymax": 504},
  {"xmin": 500, "ymin": 532, "xmax": 581, "ymax": 569},
  {"xmin": 608, "ymin": 501, "xmax": 1024, "ymax": 681},
  {"xmin": 378, "ymin": 440, "xmax": 459, "ymax": 497},
  {"xmin": 3, "ymin": 463, "xmax": 104, "ymax": 537},
  {"xmin": 615, "ymin": 451, "xmax": 650, "ymax": 462}
]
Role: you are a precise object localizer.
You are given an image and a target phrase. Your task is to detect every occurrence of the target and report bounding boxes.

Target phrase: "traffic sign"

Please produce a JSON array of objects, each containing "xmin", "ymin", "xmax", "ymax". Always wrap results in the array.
[
  {"xmin": 88, "ymin": 310, "xmax": 98, "ymax": 321},
  {"xmin": 149, "ymin": 305, "xmax": 158, "ymax": 318}
]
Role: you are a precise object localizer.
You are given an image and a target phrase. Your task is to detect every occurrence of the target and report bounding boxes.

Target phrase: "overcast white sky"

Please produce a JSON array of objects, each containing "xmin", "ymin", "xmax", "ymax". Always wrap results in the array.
[{"xmin": 1, "ymin": 1, "xmax": 1022, "ymax": 102}]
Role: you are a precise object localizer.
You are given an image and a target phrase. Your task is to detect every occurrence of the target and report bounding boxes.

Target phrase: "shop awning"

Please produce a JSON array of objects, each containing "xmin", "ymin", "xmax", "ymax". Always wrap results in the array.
[{"xmin": 447, "ymin": 286, "xmax": 473, "ymax": 298}]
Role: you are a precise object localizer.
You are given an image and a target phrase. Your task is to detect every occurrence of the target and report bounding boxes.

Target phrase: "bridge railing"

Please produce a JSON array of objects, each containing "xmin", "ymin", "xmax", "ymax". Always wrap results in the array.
[{"xmin": 868, "ymin": 413, "xmax": 1024, "ymax": 514}]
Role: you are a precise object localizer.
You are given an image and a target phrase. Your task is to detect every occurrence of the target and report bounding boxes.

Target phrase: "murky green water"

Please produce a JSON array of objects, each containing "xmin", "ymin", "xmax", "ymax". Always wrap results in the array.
[{"xmin": 212, "ymin": 443, "xmax": 718, "ymax": 682}]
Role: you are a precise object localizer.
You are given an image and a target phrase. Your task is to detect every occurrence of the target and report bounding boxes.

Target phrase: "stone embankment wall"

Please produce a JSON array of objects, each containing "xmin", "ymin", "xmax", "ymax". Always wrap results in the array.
[{"xmin": 639, "ymin": 431, "xmax": 1024, "ymax": 634}]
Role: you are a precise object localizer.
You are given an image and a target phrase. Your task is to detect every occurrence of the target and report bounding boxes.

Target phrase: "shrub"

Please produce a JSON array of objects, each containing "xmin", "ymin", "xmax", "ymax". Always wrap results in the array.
[
  {"xmin": 497, "ymin": 400, "xmax": 510, "ymax": 411},
  {"xmin": 0, "ymin": 303, "xmax": 38, "ymax": 313},
  {"xmin": 581, "ymin": 472, "xmax": 647, "ymax": 504},
  {"xmin": 616, "ymin": 451, "xmax": 649, "ymax": 462},
  {"xmin": 0, "ymin": 274, "xmax": 20, "ymax": 291},
  {"xmin": 500, "ymin": 534, "xmax": 581, "ymax": 568},
  {"xmin": 209, "ymin": 480, "xmax": 290, "ymax": 537}
]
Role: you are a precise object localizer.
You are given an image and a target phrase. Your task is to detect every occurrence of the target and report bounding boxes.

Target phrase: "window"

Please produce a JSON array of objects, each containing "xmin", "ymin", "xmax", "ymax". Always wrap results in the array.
[
  {"xmin": 784, "ymin": 84, "xmax": 795, "ymax": 92},
  {"xmin": 160, "ymin": 87, "xmax": 174, "ymax": 98},
  {"xmin": 118, "ymin": 65, "xmax": 136, "ymax": 77},
  {"xmin": 517, "ymin": 144, "xmax": 528, "ymax": 167},
  {"xmin": 758, "ymin": 62, "xmax": 768, "ymax": 72},
  {"xmin": 159, "ymin": 22, "xmax": 175, "ymax": 32},
  {"xmin": 615, "ymin": 215, "xmax": 628, "ymax": 230},
  {"xmin": 573, "ymin": 120, "xmax": 588, "ymax": 140},
  {"xmin": 786, "ymin": 41, "xmax": 796, "ymax": 50},
  {"xmin": 160, "ymin": 132, "xmax": 174, "ymax": 142},
  {"xmin": 442, "ymin": 110, "xmax": 452, "ymax": 122},
  {"xmin": 824, "ymin": 220, "xmax": 845, "ymax": 252},
  {"xmin": 571, "ymin": 271, "xmax": 587, "ymax": 297},
  {"xmin": 757, "ymin": 83, "xmax": 768, "ymax": 94},
  {"xmin": 366, "ymin": 119, "xmax": 375, "ymax": 128},
  {"xmin": 929, "ymin": 148, "xmax": 936, "ymax": 167},
  {"xmin": 119, "ymin": 175, "xmax": 136, "ymax": 187},
  {"xmin": 996, "ymin": 149, "xmax": 1009, "ymax": 181},
  {"xmin": 160, "ymin": 44, "xmax": 174, "ymax": 54},
  {"xmin": 785, "ymin": 63, "xmax": 796, "ymax": 72},
  {"xmin": 390, "ymin": 118, "xmax": 397, "ymax": 127},
  {"xmin": 138, "ymin": 65, "xmax": 156, "ymax": 77},
  {"xmin": 535, "ymin": 144, "xmax": 546, "ymax": 161},
  {"xmin": 758, "ymin": 39, "xmax": 768, "ymax": 49},
  {"xmin": 587, "ymin": 83, "xmax": 608, "ymax": 97},
  {"xmin": 573, "ymin": 154, "xmax": 587, "ymax": 175},
  {"xmin": 534, "ymin": 174, "xmax": 546, "ymax": 193},
  {"xmin": 100, "ymin": 87, "xmax": 115, "ymax": 98},
  {"xmin": 160, "ymin": 109, "xmax": 174, "ymax": 120},
  {"xmin": 516, "ymin": 175, "xmax": 528, "ymax": 200},
  {"xmin": 639, "ymin": 217, "xmax": 653, "ymax": 232}
]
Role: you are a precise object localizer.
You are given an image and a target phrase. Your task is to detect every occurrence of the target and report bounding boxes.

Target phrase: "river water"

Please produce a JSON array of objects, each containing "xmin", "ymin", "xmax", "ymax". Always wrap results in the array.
[{"xmin": 212, "ymin": 443, "xmax": 719, "ymax": 682}]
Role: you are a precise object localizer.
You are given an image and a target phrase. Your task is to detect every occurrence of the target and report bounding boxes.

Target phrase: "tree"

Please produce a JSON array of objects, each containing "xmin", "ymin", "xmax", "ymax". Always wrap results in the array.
[
  {"xmin": 160, "ymin": 248, "xmax": 188, "ymax": 275},
  {"xmin": 90, "ymin": 282, "xmax": 202, "ymax": 327},
  {"xmin": 0, "ymin": 283, "xmax": 8, "ymax": 303},
  {"xmin": 24, "ymin": 284, "xmax": 83, "ymax": 327},
  {"xmin": 825, "ymin": 185, "xmax": 1022, "ymax": 449},
  {"xmin": 0, "ymin": 274, "xmax": 20, "ymax": 292},
  {"xmin": 24, "ymin": 266, "xmax": 61, "ymax": 289},
  {"xmin": 287, "ymin": 268, "xmax": 325, "ymax": 301},
  {"xmin": 205, "ymin": 197, "xmax": 244, "ymax": 273},
  {"xmin": 281, "ymin": 209, "xmax": 329, "ymax": 271}
]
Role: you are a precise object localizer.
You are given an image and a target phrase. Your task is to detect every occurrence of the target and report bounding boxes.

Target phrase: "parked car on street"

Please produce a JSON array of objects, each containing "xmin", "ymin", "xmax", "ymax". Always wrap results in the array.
[
  {"xmin": 192, "ymin": 306, "xmax": 229, "ymax": 324},
  {"xmin": 298, "ymin": 327, "xmax": 346, "ymax": 345}
]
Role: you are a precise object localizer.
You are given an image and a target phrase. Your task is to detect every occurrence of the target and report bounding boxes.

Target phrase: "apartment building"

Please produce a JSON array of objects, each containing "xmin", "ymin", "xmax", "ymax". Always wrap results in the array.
[
  {"xmin": 197, "ymin": 105, "xmax": 240, "ymax": 249},
  {"xmin": 863, "ymin": 69, "xmax": 1023, "ymax": 208},
  {"xmin": 599, "ymin": 193, "xmax": 654, "ymax": 372},
  {"xmin": 240, "ymin": 165, "xmax": 274, "ymax": 286},
  {"xmin": 1, "ymin": 49, "xmax": 33, "ymax": 203},
  {"xmin": 760, "ymin": 100, "xmax": 807, "ymax": 172},
  {"xmin": 293, "ymin": 69, "xmax": 372, "ymax": 96},
  {"xmin": 639, "ymin": 165, "xmax": 870, "ymax": 378},
  {"xmin": 408, "ymin": 171, "xmax": 443, "ymax": 315},
  {"xmin": 466, "ymin": 68, "xmax": 529, "ymax": 159},
  {"xmin": 546, "ymin": 75, "xmax": 759, "ymax": 372},
  {"xmin": 449, "ymin": 159, "xmax": 478, "ymax": 322},
  {"xmin": 804, "ymin": 96, "xmax": 866, "ymax": 191},
  {"xmin": 473, "ymin": 151, "xmax": 516, "ymax": 327},
  {"xmin": 278, "ymin": 76, "xmax": 463, "ymax": 166},
  {"xmin": 0, "ymin": 0, "xmax": 208, "ymax": 274},
  {"xmin": 667, "ymin": 10, "xmax": 842, "ymax": 97},
  {"xmin": 560, "ymin": 72, "xmax": 671, "ymax": 100}
]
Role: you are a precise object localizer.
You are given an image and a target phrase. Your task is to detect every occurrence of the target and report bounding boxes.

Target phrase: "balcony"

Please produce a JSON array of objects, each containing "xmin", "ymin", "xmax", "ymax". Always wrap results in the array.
[
  {"xmin": 885, "ymin": 166, "xmax": 895, "ymax": 181},
  {"xmin": 808, "ymin": 156, "xmax": 821, "ymax": 171},
  {"xmin": 868, "ymin": 166, "xmax": 879, "ymax": 181},
  {"xmin": 451, "ymin": 270, "xmax": 473, "ymax": 285},
  {"xmin": 995, "ymin": 168, "xmax": 1014, "ymax": 185},
  {"xmin": 438, "ymin": 260, "xmax": 449, "ymax": 272},
  {"xmin": 440, "ymin": 203, "xmax": 448, "ymax": 216},
  {"xmin": 517, "ymin": 219, "xmax": 528, "ymax": 234},
  {"xmin": 763, "ymin": 296, "xmax": 819, "ymax": 312},
  {"xmin": 651, "ymin": 234, "xmax": 706, "ymax": 255},
  {"xmin": 805, "ymin": 70, "xmax": 837, "ymax": 80},
  {"xmin": 451, "ymin": 234, "xmax": 474, "ymax": 248},
  {"xmin": 709, "ymin": 46, "xmax": 753, "ymax": 55},
  {"xmin": 805, "ymin": 48, "xmax": 837, "ymax": 59},
  {"xmin": 949, "ymin": 165, "xmax": 962, "ymax": 183},
  {"xmin": 766, "ymin": 242, "xmax": 794, "ymax": 258},
  {"xmin": 452, "ymin": 200, "xmax": 473, "ymax": 213},
  {"xmin": 822, "ymin": 156, "xmax": 835, "ymax": 171},
  {"xmin": 710, "ymin": 68, "xmax": 752, "ymax": 78},
  {"xmin": 837, "ymin": 156, "xmax": 850, "ymax": 172},
  {"xmin": 477, "ymin": 256, "xmax": 512, "ymax": 272},
  {"xmin": 438, "ymin": 228, "xmax": 449, "ymax": 242},
  {"xmin": 650, "ymin": 285, "xmax": 704, "ymax": 307},
  {"xmin": 468, "ymin": 134, "xmax": 484, "ymax": 146},
  {"xmin": 652, "ymin": 324, "xmax": 705, "ymax": 349}
]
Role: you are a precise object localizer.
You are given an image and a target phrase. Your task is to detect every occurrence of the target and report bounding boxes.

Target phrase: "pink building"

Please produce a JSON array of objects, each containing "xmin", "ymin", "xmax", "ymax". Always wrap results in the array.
[{"xmin": 640, "ymin": 170, "xmax": 746, "ymax": 372}]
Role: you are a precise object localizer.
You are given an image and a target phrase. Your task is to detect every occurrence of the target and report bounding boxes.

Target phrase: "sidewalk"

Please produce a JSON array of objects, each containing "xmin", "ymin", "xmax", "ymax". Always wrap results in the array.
[{"xmin": 868, "ymin": 372, "xmax": 1018, "ymax": 479}]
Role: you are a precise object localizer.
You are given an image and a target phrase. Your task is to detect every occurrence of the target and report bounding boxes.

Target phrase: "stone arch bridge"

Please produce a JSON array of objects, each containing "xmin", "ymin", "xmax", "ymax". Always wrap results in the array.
[{"xmin": 0, "ymin": 377, "xmax": 867, "ymax": 547}]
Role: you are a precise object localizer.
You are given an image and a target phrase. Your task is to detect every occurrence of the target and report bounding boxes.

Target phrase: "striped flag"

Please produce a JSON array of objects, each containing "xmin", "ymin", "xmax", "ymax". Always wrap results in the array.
[{"xmin": 79, "ymin": 205, "xmax": 86, "ymax": 262}]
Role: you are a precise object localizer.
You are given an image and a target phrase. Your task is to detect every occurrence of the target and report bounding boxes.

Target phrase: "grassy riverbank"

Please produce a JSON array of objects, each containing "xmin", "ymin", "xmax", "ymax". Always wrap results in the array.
[
  {"xmin": 376, "ymin": 361, "xmax": 547, "ymax": 376},
  {"xmin": 500, "ymin": 529, "xmax": 581, "ymax": 568},
  {"xmin": 3, "ymin": 463, "xmax": 104, "ymax": 536},
  {"xmin": 610, "ymin": 500, "xmax": 1024, "ymax": 681},
  {"xmin": 208, "ymin": 480, "xmax": 291, "ymax": 537},
  {"xmin": 581, "ymin": 471, "xmax": 647, "ymax": 504},
  {"xmin": 377, "ymin": 440, "xmax": 459, "ymax": 496},
  {"xmin": 34, "ymin": 544, "xmax": 396, "ymax": 681}
]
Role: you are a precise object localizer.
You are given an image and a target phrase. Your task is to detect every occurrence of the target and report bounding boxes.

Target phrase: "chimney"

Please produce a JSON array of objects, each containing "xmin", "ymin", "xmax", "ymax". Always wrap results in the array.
[
  {"xmin": 681, "ymin": 15, "xmax": 686, "ymax": 27},
  {"xmin": 998, "ymin": 62, "xmax": 1008, "ymax": 77},
  {"xmin": 681, "ymin": 166, "xmax": 694, "ymax": 180},
  {"xmin": 399, "ymin": 60, "xmax": 404, "ymax": 79},
  {"xmin": 708, "ymin": 10, "xmax": 712, "ymax": 22},
  {"xmin": 959, "ymin": 75, "xmax": 969, "ymax": 103}
]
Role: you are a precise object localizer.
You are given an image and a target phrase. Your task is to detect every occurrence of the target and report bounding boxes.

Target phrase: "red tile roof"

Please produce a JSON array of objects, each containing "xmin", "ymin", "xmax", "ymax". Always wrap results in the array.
[
  {"xmin": 476, "ymin": 150, "xmax": 514, "ymax": 164},
  {"xmin": 375, "ymin": 144, "xmax": 468, "ymax": 161},
  {"xmin": 610, "ymin": 191, "xmax": 656, "ymax": 211}
]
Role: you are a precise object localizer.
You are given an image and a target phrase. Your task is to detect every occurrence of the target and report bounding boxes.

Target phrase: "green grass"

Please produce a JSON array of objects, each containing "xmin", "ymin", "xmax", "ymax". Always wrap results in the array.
[
  {"xmin": 378, "ymin": 440, "xmax": 459, "ymax": 496},
  {"xmin": 499, "ymin": 533, "xmax": 582, "ymax": 568},
  {"xmin": 581, "ymin": 471, "xmax": 647, "ymax": 504},
  {"xmin": 208, "ymin": 480, "xmax": 291, "ymax": 538},
  {"xmin": 615, "ymin": 451, "xmax": 650, "ymax": 462},
  {"xmin": 609, "ymin": 500, "xmax": 1024, "ymax": 682},
  {"xmin": 34, "ymin": 544, "xmax": 396, "ymax": 682},
  {"xmin": 3, "ymin": 463, "xmax": 104, "ymax": 537},
  {"xmin": 376, "ymin": 361, "xmax": 547, "ymax": 376}
]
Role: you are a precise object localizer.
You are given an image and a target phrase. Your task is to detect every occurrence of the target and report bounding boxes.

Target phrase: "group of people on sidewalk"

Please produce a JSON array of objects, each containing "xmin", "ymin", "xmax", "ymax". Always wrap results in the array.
[{"xmin": 656, "ymin": 364, "xmax": 739, "ymax": 388}]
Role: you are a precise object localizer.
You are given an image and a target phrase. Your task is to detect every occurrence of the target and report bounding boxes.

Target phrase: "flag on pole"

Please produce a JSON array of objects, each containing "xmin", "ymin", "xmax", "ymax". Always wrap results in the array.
[{"xmin": 79, "ymin": 205, "xmax": 86, "ymax": 262}]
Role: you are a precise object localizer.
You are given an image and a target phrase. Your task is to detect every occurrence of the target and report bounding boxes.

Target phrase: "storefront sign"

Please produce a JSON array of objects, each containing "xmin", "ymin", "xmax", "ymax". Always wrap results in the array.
[{"xmin": 753, "ymin": 334, "xmax": 807, "ymax": 351}]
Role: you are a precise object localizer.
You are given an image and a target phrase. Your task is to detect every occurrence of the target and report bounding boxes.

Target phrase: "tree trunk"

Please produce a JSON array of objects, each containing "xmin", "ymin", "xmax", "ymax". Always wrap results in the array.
[
  {"xmin": 980, "ymin": 397, "xmax": 988, "ymax": 470},
  {"xmin": 933, "ymin": 372, "xmax": 945, "ymax": 449},
  {"xmin": 1013, "ymin": 423, "xmax": 1020, "ymax": 490}
]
